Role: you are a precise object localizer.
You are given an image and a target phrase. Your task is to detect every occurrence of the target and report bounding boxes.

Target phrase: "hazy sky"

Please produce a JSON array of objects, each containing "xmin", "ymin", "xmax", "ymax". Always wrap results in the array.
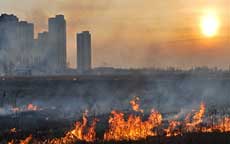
[{"xmin": 1, "ymin": 0, "xmax": 230, "ymax": 69}]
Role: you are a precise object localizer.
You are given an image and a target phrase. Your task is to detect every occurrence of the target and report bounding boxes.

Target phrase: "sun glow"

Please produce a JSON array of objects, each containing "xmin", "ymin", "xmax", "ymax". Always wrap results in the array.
[{"xmin": 200, "ymin": 10, "xmax": 219, "ymax": 37}]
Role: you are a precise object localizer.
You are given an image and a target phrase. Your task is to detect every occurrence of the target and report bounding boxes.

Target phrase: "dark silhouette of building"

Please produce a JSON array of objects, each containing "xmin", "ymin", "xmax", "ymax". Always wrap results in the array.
[
  {"xmin": 77, "ymin": 31, "xmax": 91, "ymax": 72},
  {"xmin": 48, "ymin": 15, "xmax": 66, "ymax": 70}
]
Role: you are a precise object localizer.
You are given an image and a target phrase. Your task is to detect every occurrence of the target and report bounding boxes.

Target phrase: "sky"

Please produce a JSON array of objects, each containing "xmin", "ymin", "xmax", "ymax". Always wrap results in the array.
[{"xmin": 0, "ymin": 0, "xmax": 230, "ymax": 69}]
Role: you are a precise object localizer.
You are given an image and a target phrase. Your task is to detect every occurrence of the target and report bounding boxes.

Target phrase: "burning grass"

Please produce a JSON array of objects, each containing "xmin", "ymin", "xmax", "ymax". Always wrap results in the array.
[{"xmin": 5, "ymin": 97, "xmax": 230, "ymax": 144}]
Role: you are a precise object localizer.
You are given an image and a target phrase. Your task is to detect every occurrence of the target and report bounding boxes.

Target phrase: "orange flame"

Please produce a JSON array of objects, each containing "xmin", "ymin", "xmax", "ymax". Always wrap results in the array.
[
  {"xmin": 7, "ymin": 136, "xmax": 30, "ymax": 144},
  {"xmin": 47, "ymin": 111, "xmax": 98, "ymax": 143},
  {"xmin": 6, "ymin": 98, "xmax": 230, "ymax": 143},
  {"xmin": 7, "ymin": 140, "xmax": 14, "ymax": 144},
  {"xmin": 10, "ymin": 128, "xmax": 16, "ymax": 133},
  {"xmin": 20, "ymin": 135, "xmax": 32, "ymax": 144},
  {"xmin": 165, "ymin": 120, "xmax": 181, "ymax": 137},
  {"xmin": 27, "ymin": 104, "xmax": 38, "ymax": 111},
  {"xmin": 185, "ymin": 102, "xmax": 206, "ymax": 132},
  {"xmin": 129, "ymin": 96, "xmax": 143, "ymax": 113},
  {"xmin": 104, "ymin": 99, "xmax": 162, "ymax": 141}
]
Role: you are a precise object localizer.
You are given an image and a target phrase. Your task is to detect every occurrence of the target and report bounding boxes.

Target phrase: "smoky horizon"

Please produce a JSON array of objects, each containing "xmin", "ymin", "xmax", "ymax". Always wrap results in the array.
[{"xmin": 0, "ymin": 0, "xmax": 229, "ymax": 69}]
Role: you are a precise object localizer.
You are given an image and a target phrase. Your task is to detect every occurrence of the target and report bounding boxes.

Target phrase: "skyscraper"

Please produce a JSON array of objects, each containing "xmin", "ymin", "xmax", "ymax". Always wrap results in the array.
[
  {"xmin": 0, "ymin": 14, "xmax": 34, "ymax": 70},
  {"xmin": 77, "ymin": 31, "xmax": 91, "ymax": 72},
  {"xmin": 0, "ymin": 14, "xmax": 19, "ymax": 51},
  {"xmin": 17, "ymin": 21, "xmax": 34, "ymax": 52},
  {"xmin": 48, "ymin": 15, "xmax": 66, "ymax": 70},
  {"xmin": 17, "ymin": 21, "xmax": 34, "ymax": 65}
]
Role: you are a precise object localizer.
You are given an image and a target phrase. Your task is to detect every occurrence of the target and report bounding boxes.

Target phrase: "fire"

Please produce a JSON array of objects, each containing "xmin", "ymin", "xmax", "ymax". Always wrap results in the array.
[
  {"xmin": 185, "ymin": 102, "xmax": 206, "ymax": 132},
  {"xmin": 46, "ymin": 111, "xmax": 98, "ymax": 143},
  {"xmin": 27, "ymin": 104, "xmax": 38, "ymax": 111},
  {"xmin": 6, "ymin": 98, "xmax": 230, "ymax": 143},
  {"xmin": 104, "ymin": 98, "xmax": 162, "ymax": 141},
  {"xmin": 10, "ymin": 103, "xmax": 40, "ymax": 113},
  {"xmin": 129, "ymin": 96, "xmax": 143, "ymax": 113},
  {"xmin": 20, "ymin": 135, "xmax": 32, "ymax": 144},
  {"xmin": 8, "ymin": 112, "xmax": 98, "ymax": 144},
  {"xmin": 213, "ymin": 117, "xmax": 230, "ymax": 132},
  {"xmin": 8, "ymin": 135, "xmax": 32, "ymax": 144},
  {"xmin": 70, "ymin": 112, "xmax": 97, "ymax": 142},
  {"xmin": 10, "ymin": 128, "xmax": 16, "ymax": 133},
  {"xmin": 8, "ymin": 140, "xmax": 14, "ymax": 144},
  {"xmin": 165, "ymin": 120, "xmax": 181, "ymax": 137}
]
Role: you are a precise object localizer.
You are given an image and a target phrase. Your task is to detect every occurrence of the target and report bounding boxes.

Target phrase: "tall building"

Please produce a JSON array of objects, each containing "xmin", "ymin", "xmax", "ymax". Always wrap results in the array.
[
  {"xmin": 17, "ymin": 21, "xmax": 34, "ymax": 65},
  {"xmin": 0, "ymin": 14, "xmax": 34, "ymax": 73},
  {"xmin": 33, "ymin": 32, "xmax": 49, "ymax": 67},
  {"xmin": 48, "ymin": 15, "xmax": 66, "ymax": 70},
  {"xmin": 0, "ymin": 14, "xmax": 19, "ymax": 51},
  {"xmin": 77, "ymin": 31, "xmax": 91, "ymax": 72},
  {"xmin": 17, "ymin": 21, "xmax": 34, "ymax": 52}
]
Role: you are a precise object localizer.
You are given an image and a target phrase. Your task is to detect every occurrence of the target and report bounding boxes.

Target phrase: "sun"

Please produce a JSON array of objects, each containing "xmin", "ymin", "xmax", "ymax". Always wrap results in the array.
[{"xmin": 200, "ymin": 11, "xmax": 219, "ymax": 37}]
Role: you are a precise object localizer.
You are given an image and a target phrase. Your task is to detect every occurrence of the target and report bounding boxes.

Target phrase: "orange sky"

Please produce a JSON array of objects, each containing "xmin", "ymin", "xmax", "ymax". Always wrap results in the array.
[{"xmin": 1, "ymin": 0, "xmax": 230, "ymax": 69}]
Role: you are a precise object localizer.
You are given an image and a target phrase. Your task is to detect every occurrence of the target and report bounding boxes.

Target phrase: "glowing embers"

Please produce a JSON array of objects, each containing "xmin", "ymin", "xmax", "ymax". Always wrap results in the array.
[
  {"xmin": 8, "ymin": 135, "xmax": 32, "ymax": 144},
  {"xmin": 11, "ymin": 103, "xmax": 41, "ymax": 113}
]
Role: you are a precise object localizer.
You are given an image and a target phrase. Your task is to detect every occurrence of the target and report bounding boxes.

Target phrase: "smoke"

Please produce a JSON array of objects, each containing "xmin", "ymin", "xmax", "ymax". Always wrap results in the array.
[{"xmin": 0, "ymin": 74, "xmax": 230, "ymax": 119}]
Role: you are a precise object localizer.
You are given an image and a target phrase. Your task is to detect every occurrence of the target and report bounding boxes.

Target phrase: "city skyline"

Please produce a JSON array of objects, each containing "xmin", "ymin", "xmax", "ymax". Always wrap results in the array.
[
  {"xmin": 0, "ymin": 13, "xmax": 69, "ymax": 75},
  {"xmin": 0, "ymin": 0, "xmax": 230, "ymax": 69}
]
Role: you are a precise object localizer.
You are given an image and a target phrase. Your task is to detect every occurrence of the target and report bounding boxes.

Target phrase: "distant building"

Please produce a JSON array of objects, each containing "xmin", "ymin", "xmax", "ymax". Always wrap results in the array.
[
  {"xmin": 14, "ymin": 66, "xmax": 32, "ymax": 76},
  {"xmin": 48, "ymin": 15, "xmax": 66, "ymax": 70},
  {"xmin": 36, "ymin": 32, "xmax": 49, "ymax": 50},
  {"xmin": 0, "ymin": 13, "xmax": 70, "ymax": 75},
  {"xmin": 17, "ymin": 21, "xmax": 34, "ymax": 51},
  {"xmin": 77, "ymin": 31, "xmax": 91, "ymax": 72},
  {"xmin": 0, "ymin": 14, "xmax": 34, "ymax": 74},
  {"xmin": 33, "ymin": 32, "xmax": 49, "ymax": 67},
  {"xmin": 0, "ymin": 14, "xmax": 19, "ymax": 51},
  {"xmin": 17, "ymin": 21, "xmax": 34, "ymax": 66}
]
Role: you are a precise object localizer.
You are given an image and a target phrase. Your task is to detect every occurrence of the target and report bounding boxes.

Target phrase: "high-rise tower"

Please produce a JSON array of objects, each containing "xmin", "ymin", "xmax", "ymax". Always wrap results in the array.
[
  {"xmin": 77, "ymin": 31, "xmax": 91, "ymax": 72},
  {"xmin": 48, "ymin": 15, "xmax": 66, "ymax": 70}
]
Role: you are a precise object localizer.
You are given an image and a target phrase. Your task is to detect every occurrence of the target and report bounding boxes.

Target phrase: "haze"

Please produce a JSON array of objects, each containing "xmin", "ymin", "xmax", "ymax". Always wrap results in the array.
[{"xmin": 1, "ymin": 0, "xmax": 230, "ymax": 69}]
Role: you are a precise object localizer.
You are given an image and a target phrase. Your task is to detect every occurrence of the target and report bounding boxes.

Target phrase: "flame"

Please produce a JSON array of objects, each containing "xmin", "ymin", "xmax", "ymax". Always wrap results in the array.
[
  {"xmin": 10, "ymin": 128, "xmax": 16, "ymax": 133},
  {"xmin": 129, "ymin": 96, "xmax": 143, "ymax": 113},
  {"xmin": 8, "ymin": 135, "xmax": 32, "ymax": 144},
  {"xmin": 104, "ymin": 99, "xmax": 162, "ymax": 141},
  {"xmin": 47, "ymin": 111, "xmax": 98, "ymax": 143},
  {"xmin": 11, "ymin": 104, "xmax": 40, "ymax": 113},
  {"xmin": 8, "ymin": 140, "xmax": 14, "ymax": 144},
  {"xmin": 213, "ymin": 117, "xmax": 230, "ymax": 132},
  {"xmin": 20, "ymin": 135, "xmax": 32, "ymax": 144},
  {"xmin": 6, "ymin": 98, "xmax": 230, "ymax": 143},
  {"xmin": 27, "ymin": 104, "xmax": 38, "ymax": 111},
  {"xmin": 185, "ymin": 102, "xmax": 206, "ymax": 132},
  {"xmin": 165, "ymin": 120, "xmax": 181, "ymax": 137}
]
